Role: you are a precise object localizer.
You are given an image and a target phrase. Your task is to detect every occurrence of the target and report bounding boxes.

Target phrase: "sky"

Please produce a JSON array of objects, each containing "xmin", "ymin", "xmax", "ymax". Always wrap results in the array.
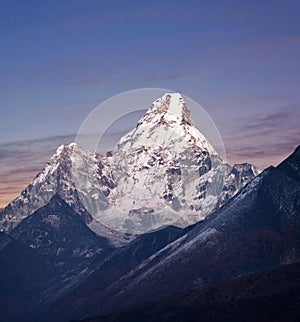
[{"xmin": 1, "ymin": 0, "xmax": 300, "ymax": 208}]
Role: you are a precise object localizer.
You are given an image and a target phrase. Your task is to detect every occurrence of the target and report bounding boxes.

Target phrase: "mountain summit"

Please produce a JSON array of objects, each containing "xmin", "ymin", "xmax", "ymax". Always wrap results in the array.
[
  {"xmin": 117, "ymin": 93, "xmax": 217, "ymax": 156},
  {"xmin": 138, "ymin": 93, "xmax": 195, "ymax": 126}
]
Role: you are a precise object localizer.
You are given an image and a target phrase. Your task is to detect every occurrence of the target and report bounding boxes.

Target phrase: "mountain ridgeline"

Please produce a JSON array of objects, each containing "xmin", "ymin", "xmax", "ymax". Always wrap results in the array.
[{"xmin": 0, "ymin": 93, "xmax": 299, "ymax": 322}]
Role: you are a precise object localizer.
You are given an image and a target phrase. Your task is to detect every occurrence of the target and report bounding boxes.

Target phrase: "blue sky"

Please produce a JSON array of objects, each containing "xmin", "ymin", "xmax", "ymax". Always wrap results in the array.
[{"xmin": 0, "ymin": 0, "xmax": 300, "ymax": 206}]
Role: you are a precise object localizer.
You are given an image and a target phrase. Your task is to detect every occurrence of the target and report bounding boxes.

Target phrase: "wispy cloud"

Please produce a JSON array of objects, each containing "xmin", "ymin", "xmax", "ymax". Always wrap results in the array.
[{"xmin": 223, "ymin": 104, "xmax": 300, "ymax": 169}]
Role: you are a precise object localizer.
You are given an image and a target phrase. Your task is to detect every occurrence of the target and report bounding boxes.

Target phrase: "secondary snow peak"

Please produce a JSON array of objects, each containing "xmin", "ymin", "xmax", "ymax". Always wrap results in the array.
[{"xmin": 55, "ymin": 142, "xmax": 77, "ymax": 155}]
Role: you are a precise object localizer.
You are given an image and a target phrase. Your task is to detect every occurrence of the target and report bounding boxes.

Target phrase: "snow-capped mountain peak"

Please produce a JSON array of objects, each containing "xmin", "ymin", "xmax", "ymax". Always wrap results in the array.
[
  {"xmin": 89, "ymin": 93, "xmax": 227, "ymax": 233},
  {"xmin": 117, "ymin": 93, "xmax": 217, "ymax": 157},
  {"xmin": 0, "ymin": 141, "xmax": 114, "ymax": 233},
  {"xmin": 140, "ymin": 92, "xmax": 195, "ymax": 126},
  {"xmin": 33, "ymin": 142, "xmax": 77, "ymax": 185},
  {"xmin": 55, "ymin": 142, "xmax": 77, "ymax": 155},
  {"xmin": 0, "ymin": 93, "xmax": 259, "ymax": 237}
]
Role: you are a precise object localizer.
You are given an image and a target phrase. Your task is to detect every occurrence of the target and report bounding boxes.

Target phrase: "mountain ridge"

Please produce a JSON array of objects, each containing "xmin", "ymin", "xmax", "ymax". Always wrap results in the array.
[{"xmin": 58, "ymin": 146, "xmax": 299, "ymax": 320}]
